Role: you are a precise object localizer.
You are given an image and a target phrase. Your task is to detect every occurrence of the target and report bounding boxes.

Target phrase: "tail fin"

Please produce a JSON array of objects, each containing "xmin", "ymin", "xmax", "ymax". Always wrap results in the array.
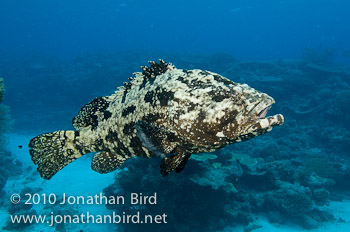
[{"xmin": 29, "ymin": 130, "xmax": 85, "ymax": 180}]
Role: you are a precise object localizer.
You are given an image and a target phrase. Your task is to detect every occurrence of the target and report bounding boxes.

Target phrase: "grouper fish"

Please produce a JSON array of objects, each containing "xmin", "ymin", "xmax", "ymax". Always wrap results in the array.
[{"xmin": 29, "ymin": 60, "xmax": 284, "ymax": 180}]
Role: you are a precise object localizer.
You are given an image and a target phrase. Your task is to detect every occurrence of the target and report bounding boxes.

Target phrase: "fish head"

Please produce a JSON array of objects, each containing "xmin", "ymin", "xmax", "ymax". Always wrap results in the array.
[
  {"xmin": 172, "ymin": 73, "xmax": 284, "ymax": 150},
  {"xmin": 224, "ymin": 83, "xmax": 284, "ymax": 143}
]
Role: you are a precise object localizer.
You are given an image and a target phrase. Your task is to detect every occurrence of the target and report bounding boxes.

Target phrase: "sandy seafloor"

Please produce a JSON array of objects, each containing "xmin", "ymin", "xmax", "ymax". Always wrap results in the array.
[{"xmin": 1, "ymin": 133, "xmax": 350, "ymax": 232}]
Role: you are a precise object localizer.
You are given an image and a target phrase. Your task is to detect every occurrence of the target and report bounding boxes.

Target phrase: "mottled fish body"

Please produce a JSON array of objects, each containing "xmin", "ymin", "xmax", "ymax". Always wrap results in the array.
[{"xmin": 29, "ymin": 60, "xmax": 284, "ymax": 180}]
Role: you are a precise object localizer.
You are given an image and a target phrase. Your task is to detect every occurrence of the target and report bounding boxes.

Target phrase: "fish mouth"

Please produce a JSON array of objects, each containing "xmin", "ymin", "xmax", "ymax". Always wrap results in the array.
[
  {"xmin": 254, "ymin": 100, "xmax": 284, "ymax": 127},
  {"xmin": 258, "ymin": 114, "xmax": 284, "ymax": 128},
  {"xmin": 244, "ymin": 100, "xmax": 284, "ymax": 136},
  {"xmin": 242, "ymin": 113, "xmax": 284, "ymax": 139},
  {"xmin": 246, "ymin": 97, "xmax": 274, "ymax": 121},
  {"xmin": 256, "ymin": 104, "xmax": 272, "ymax": 120}
]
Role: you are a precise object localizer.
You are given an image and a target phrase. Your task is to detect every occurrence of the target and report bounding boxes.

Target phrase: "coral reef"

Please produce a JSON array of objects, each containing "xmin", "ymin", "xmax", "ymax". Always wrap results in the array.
[
  {"xmin": 0, "ymin": 78, "xmax": 4, "ymax": 102},
  {"xmin": 0, "ymin": 104, "xmax": 12, "ymax": 147},
  {"xmin": 0, "ymin": 77, "xmax": 12, "ymax": 143},
  {"xmin": 104, "ymin": 158, "xmax": 236, "ymax": 232},
  {"xmin": 1, "ymin": 50, "xmax": 349, "ymax": 231},
  {"xmin": 104, "ymin": 145, "xmax": 340, "ymax": 231},
  {"xmin": 98, "ymin": 51, "xmax": 350, "ymax": 231},
  {"xmin": 265, "ymin": 181, "xmax": 313, "ymax": 216},
  {"xmin": 0, "ymin": 78, "xmax": 17, "ymax": 200},
  {"xmin": 301, "ymin": 48, "xmax": 337, "ymax": 66}
]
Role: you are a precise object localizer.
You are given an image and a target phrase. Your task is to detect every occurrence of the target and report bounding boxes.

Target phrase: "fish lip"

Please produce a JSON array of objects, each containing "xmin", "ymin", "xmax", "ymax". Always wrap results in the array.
[
  {"xmin": 243, "ymin": 109, "xmax": 284, "ymax": 134},
  {"xmin": 262, "ymin": 114, "xmax": 284, "ymax": 126},
  {"xmin": 255, "ymin": 113, "xmax": 285, "ymax": 129},
  {"xmin": 244, "ymin": 113, "xmax": 284, "ymax": 135}
]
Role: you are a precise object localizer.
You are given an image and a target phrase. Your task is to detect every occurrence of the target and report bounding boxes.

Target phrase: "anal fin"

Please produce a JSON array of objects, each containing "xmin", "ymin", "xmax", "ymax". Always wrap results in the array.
[{"xmin": 91, "ymin": 151, "xmax": 127, "ymax": 174}]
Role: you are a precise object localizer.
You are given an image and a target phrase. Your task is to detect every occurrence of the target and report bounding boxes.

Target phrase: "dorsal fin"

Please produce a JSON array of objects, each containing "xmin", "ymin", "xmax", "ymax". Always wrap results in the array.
[
  {"xmin": 80, "ymin": 60, "xmax": 175, "ymax": 109},
  {"xmin": 141, "ymin": 59, "xmax": 175, "ymax": 80},
  {"xmin": 116, "ymin": 60, "xmax": 175, "ymax": 103},
  {"xmin": 72, "ymin": 96, "xmax": 110, "ymax": 130}
]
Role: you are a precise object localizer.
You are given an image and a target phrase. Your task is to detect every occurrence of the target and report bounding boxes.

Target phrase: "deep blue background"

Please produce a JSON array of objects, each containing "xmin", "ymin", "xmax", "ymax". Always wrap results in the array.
[
  {"xmin": 1, "ymin": 2, "xmax": 350, "ymax": 231},
  {"xmin": 1, "ymin": 0, "xmax": 350, "ymax": 62}
]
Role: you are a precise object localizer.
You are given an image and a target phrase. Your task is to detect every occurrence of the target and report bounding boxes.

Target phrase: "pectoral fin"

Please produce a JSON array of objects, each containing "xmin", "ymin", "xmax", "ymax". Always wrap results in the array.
[
  {"xmin": 136, "ymin": 120, "xmax": 179, "ymax": 157},
  {"xmin": 160, "ymin": 153, "xmax": 191, "ymax": 176}
]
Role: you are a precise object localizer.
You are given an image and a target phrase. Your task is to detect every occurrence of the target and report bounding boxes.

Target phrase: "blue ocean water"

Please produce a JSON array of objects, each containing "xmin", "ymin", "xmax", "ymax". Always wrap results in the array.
[{"xmin": 0, "ymin": 0, "xmax": 350, "ymax": 232}]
